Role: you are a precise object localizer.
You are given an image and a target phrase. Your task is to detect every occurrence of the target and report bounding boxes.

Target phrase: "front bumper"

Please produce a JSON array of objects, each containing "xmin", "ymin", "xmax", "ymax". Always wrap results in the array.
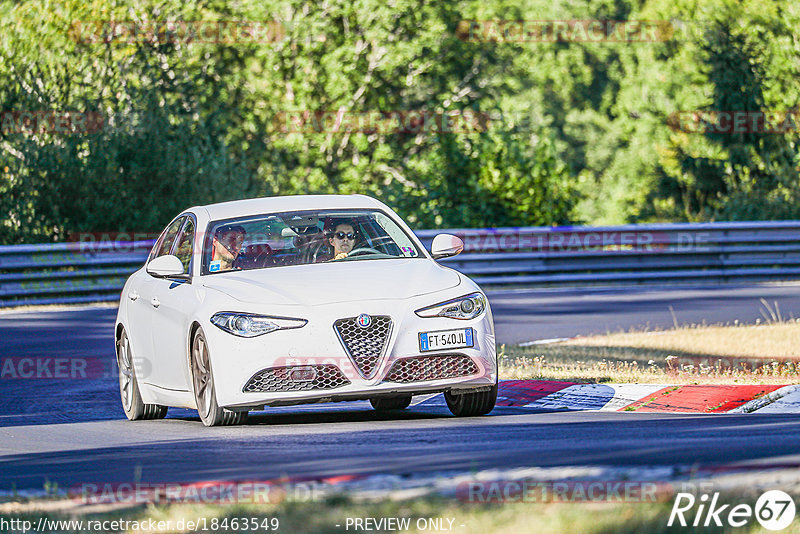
[{"xmin": 203, "ymin": 298, "xmax": 497, "ymax": 408}]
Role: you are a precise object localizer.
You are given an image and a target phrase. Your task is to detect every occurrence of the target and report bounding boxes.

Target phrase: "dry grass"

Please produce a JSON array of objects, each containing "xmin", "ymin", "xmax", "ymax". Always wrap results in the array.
[
  {"xmin": 567, "ymin": 321, "xmax": 800, "ymax": 359},
  {"xmin": 501, "ymin": 319, "xmax": 800, "ymax": 384}
]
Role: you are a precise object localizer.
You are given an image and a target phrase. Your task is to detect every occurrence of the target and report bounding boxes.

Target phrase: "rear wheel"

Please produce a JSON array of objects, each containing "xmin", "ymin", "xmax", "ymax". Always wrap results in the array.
[
  {"xmin": 191, "ymin": 328, "xmax": 247, "ymax": 426},
  {"xmin": 370, "ymin": 396, "xmax": 412, "ymax": 411},
  {"xmin": 116, "ymin": 328, "xmax": 167, "ymax": 420},
  {"xmin": 444, "ymin": 384, "xmax": 497, "ymax": 417}
]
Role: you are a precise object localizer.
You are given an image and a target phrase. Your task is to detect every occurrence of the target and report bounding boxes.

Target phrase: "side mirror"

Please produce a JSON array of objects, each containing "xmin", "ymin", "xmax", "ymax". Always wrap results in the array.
[
  {"xmin": 146, "ymin": 255, "xmax": 186, "ymax": 277},
  {"xmin": 431, "ymin": 234, "xmax": 464, "ymax": 260}
]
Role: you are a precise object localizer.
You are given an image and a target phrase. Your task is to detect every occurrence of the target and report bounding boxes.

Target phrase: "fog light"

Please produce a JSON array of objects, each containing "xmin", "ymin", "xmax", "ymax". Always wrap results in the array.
[{"xmin": 289, "ymin": 366, "xmax": 317, "ymax": 382}]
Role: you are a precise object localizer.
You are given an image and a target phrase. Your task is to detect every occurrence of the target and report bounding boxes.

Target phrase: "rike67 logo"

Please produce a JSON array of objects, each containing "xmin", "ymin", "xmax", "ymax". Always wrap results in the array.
[{"xmin": 668, "ymin": 490, "xmax": 796, "ymax": 530}]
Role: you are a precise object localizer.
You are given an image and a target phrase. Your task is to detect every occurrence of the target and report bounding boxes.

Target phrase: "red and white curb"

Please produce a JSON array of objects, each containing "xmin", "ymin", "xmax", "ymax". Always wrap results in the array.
[{"xmin": 422, "ymin": 381, "xmax": 800, "ymax": 413}]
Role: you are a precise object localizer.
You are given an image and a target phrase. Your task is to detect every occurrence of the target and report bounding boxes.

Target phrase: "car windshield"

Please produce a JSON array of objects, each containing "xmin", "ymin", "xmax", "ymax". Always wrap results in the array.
[{"xmin": 202, "ymin": 209, "xmax": 423, "ymax": 274}]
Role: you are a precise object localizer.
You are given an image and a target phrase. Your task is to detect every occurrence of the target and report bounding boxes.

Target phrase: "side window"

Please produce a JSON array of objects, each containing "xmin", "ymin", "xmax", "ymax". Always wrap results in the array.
[
  {"xmin": 172, "ymin": 218, "xmax": 195, "ymax": 274},
  {"xmin": 152, "ymin": 217, "xmax": 185, "ymax": 259}
]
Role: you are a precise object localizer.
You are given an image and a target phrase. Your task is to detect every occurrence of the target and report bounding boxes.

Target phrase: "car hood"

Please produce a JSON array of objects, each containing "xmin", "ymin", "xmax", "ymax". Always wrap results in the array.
[{"xmin": 202, "ymin": 259, "xmax": 461, "ymax": 306}]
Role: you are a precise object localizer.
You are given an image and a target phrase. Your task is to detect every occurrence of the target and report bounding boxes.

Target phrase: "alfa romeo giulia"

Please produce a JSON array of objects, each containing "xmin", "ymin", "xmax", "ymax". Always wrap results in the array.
[{"xmin": 115, "ymin": 195, "xmax": 497, "ymax": 425}]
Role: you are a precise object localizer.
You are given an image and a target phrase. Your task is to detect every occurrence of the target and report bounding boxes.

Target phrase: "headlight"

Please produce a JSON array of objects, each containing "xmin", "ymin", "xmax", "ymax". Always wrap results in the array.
[
  {"xmin": 415, "ymin": 292, "xmax": 486, "ymax": 320},
  {"xmin": 210, "ymin": 312, "xmax": 307, "ymax": 337}
]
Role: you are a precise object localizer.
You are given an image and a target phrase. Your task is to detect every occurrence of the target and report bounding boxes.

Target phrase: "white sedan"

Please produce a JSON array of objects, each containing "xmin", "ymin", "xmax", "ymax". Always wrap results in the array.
[{"xmin": 115, "ymin": 195, "xmax": 497, "ymax": 425}]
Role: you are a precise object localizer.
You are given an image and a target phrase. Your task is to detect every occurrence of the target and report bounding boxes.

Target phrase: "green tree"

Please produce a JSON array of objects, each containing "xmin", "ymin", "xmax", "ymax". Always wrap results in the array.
[
  {"xmin": 0, "ymin": 0, "xmax": 253, "ymax": 243},
  {"xmin": 663, "ymin": 3, "xmax": 800, "ymax": 220}
]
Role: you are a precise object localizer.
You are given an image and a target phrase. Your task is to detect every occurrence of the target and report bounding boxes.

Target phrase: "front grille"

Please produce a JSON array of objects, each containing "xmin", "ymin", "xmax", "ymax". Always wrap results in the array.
[
  {"xmin": 243, "ymin": 364, "xmax": 350, "ymax": 393},
  {"xmin": 383, "ymin": 354, "xmax": 479, "ymax": 383},
  {"xmin": 333, "ymin": 315, "xmax": 392, "ymax": 379}
]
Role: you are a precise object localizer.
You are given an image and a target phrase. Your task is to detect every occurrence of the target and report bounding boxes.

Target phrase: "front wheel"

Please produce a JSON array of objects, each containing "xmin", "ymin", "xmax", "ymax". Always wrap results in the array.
[
  {"xmin": 116, "ymin": 328, "xmax": 167, "ymax": 421},
  {"xmin": 370, "ymin": 396, "xmax": 412, "ymax": 411},
  {"xmin": 191, "ymin": 328, "xmax": 247, "ymax": 427},
  {"xmin": 444, "ymin": 384, "xmax": 497, "ymax": 417}
]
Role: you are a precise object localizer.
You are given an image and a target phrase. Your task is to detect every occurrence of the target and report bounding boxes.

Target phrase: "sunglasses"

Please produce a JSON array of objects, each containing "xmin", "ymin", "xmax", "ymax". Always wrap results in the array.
[{"xmin": 334, "ymin": 231, "xmax": 356, "ymax": 240}]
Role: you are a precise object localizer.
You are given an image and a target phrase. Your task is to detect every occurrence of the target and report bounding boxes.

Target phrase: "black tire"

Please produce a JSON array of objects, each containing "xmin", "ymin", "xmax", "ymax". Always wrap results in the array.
[
  {"xmin": 116, "ymin": 328, "xmax": 167, "ymax": 421},
  {"xmin": 370, "ymin": 396, "xmax": 412, "ymax": 411},
  {"xmin": 191, "ymin": 328, "xmax": 247, "ymax": 427},
  {"xmin": 444, "ymin": 383, "xmax": 498, "ymax": 417}
]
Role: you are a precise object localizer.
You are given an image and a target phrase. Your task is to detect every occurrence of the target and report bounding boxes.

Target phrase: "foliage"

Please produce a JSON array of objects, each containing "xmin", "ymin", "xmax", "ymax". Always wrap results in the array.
[{"xmin": 0, "ymin": 0, "xmax": 797, "ymax": 243}]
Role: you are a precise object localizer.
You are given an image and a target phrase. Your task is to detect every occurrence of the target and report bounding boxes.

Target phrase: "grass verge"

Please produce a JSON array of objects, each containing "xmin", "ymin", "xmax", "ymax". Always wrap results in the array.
[{"xmin": 500, "ymin": 320, "xmax": 800, "ymax": 384}]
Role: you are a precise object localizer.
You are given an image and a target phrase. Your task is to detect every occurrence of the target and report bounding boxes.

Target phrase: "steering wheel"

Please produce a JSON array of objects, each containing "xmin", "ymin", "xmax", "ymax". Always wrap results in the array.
[{"xmin": 346, "ymin": 247, "xmax": 382, "ymax": 257}]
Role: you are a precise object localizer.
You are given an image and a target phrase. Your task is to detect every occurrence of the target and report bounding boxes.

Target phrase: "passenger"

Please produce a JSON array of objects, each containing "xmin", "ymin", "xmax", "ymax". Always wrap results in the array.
[{"xmin": 210, "ymin": 224, "xmax": 246, "ymax": 272}]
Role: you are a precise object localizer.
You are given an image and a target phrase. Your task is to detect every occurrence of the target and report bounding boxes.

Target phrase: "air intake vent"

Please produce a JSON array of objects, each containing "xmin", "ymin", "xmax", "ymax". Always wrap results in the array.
[
  {"xmin": 243, "ymin": 364, "xmax": 350, "ymax": 393},
  {"xmin": 383, "ymin": 354, "xmax": 478, "ymax": 383}
]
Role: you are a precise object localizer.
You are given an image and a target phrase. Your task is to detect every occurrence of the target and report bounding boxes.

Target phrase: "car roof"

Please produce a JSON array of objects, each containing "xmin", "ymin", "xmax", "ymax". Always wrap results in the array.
[{"xmin": 189, "ymin": 194, "xmax": 388, "ymax": 221}]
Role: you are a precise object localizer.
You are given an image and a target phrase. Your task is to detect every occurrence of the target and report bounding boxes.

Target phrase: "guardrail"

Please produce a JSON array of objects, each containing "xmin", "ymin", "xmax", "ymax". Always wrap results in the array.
[{"xmin": 2, "ymin": 221, "xmax": 800, "ymax": 307}]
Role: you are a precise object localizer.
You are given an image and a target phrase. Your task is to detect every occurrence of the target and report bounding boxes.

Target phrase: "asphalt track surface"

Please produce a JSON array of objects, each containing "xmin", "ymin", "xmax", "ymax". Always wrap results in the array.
[{"xmin": 1, "ymin": 283, "xmax": 800, "ymax": 491}]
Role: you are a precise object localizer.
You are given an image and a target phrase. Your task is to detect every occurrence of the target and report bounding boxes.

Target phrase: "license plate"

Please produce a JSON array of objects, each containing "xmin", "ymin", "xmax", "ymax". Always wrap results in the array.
[{"xmin": 419, "ymin": 328, "xmax": 474, "ymax": 352}]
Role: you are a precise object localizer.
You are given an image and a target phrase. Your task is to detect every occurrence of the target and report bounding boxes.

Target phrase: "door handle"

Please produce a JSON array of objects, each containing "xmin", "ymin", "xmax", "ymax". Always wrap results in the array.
[
  {"xmin": 128, "ymin": 291, "xmax": 139, "ymax": 301},
  {"xmin": 151, "ymin": 297, "xmax": 160, "ymax": 308}
]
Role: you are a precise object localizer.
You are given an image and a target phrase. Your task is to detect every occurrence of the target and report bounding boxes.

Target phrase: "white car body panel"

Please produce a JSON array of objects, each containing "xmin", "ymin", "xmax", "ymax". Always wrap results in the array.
[
  {"xmin": 116, "ymin": 194, "xmax": 497, "ymax": 412},
  {"xmin": 204, "ymin": 259, "xmax": 461, "ymax": 306}
]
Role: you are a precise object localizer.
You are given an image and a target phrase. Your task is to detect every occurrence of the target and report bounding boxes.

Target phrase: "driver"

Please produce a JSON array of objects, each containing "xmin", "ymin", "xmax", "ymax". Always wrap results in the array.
[
  {"xmin": 210, "ymin": 224, "xmax": 246, "ymax": 272},
  {"xmin": 327, "ymin": 220, "xmax": 358, "ymax": 260}
]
